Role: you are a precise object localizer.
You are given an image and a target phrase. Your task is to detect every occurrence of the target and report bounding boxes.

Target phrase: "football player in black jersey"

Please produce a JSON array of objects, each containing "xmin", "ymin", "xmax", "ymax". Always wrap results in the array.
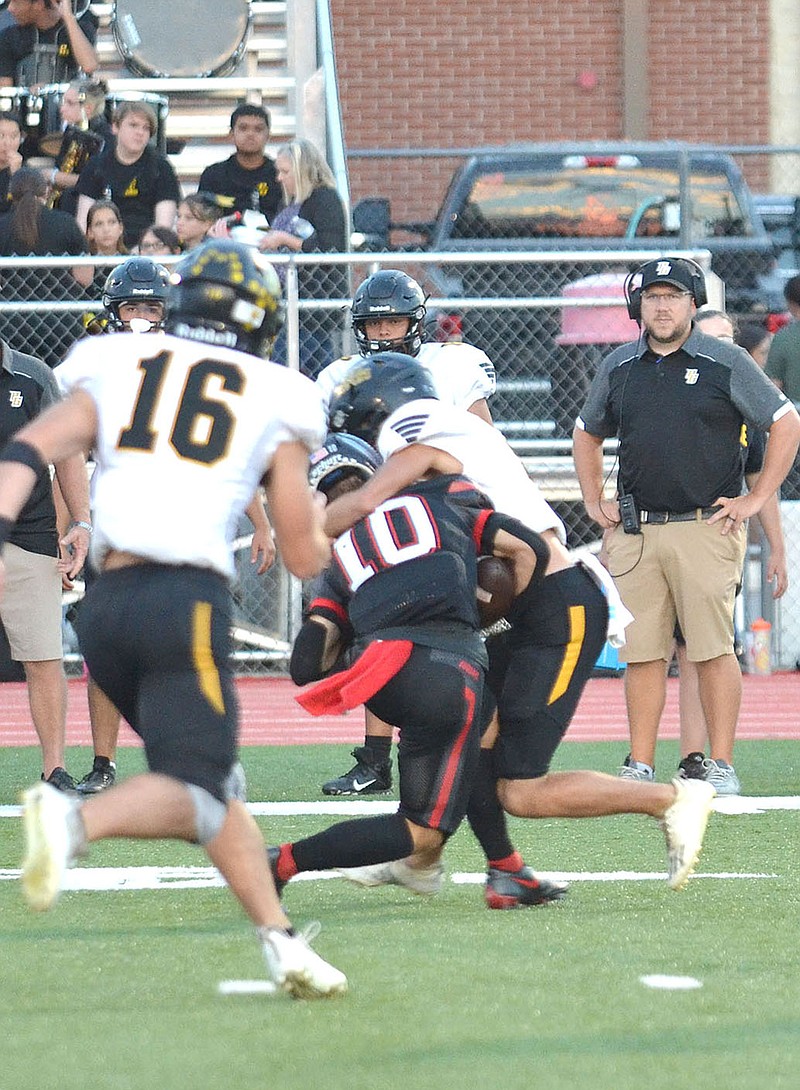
[{"xmin": 270, "ymin": 451, "xmax": 551, "ymax": 894}]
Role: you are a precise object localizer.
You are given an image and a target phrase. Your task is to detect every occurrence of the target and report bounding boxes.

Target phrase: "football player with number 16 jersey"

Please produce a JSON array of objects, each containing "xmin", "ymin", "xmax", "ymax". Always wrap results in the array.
[{"xmin": 0, "ymin": 240, "xmax": 348, "ymax": 999}]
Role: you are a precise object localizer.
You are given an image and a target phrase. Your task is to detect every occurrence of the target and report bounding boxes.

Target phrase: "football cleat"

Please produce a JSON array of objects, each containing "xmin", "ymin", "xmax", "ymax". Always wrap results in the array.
[
  {"xmin": 661, "ymin": 777, "xmax": 716, "ymax": 890},
  {"xmin": 75, "ymin": 757, "xmax": 116, "ymax": 795},
  {"xmin": 42, "ymin": 767, "xmax": 77, "ymax": 794},
  {"xmin": 321, "ymin": 747, "xmax": 392, "ymax": 796},
  {"xmin": 21, "ymin": 782, "xmax": 83, "ymax": 911},
  {"xmin": 677, "ymin": 752, "xmax": 709, "ymax": 781},
  {"xmin": 484, "ymin": 865, "xmax": 568, "ymax": 909},
  {"xmin": 339, "ymin": 858, "xmax": 444, "ymax": 896},
  {"xmin": 260, "ymin": 923, "xmax": 347, "ymax": 999}
]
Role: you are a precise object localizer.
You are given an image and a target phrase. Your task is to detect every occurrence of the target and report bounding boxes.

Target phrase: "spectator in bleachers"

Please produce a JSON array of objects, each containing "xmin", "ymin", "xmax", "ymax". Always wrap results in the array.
[
  {"xmin": 0, "ymin": 110, "xmax": 23, "ymax": 209},
  {"xmin": 0, "ymin": 0, "xmax": 99, "ymax": 88},
  {"xmin": 85, "ymin": 199, "xmax": 126, "ymax": 258},
  {"xmin": 75, "ymin": 101, "xmax": 180, "ymax": 250},
  {"xmin": 197, "ymin": 104, "xmax": 282, "ymax": 223},
  {"xmin": 0, "ymin": 165, "xmax": 90, "ymax": 366},
  {"xmin": 258, "ymin": 138, "xmax": 347, "ymax": 377},
  {"xmin": 137, "ymin": 222, "xmax": 181, "ymax": 256},
  {"xmin": 175, "ymin": 193, "xmax": 218, "ymax": 252},
  {"xmin": 43, "ymin": 77, "xmax": 111, "ymax": 216}
]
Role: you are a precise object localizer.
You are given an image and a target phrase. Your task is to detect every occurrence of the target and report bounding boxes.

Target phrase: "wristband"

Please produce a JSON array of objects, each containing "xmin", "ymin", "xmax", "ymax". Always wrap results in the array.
[
  {"xmin": 69, "ymin": 520, "xmax": 93, "ymax": 533},
  {"xmin": 50, "ymin": 168, "xmax": 57, "ymax": 185}
]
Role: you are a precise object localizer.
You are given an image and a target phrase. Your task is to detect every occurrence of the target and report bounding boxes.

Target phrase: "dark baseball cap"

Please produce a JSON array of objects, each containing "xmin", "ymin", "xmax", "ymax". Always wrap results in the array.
[{"xmin": 632, "ymin": 258, "xmax": 698, "ymax": 295}]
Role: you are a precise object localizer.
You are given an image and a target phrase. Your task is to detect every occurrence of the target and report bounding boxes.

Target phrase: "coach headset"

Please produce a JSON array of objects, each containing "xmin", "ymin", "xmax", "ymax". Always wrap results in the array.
[{"xmin": 623, "ymin": 257, "xmax": 708, "ymax": 322}]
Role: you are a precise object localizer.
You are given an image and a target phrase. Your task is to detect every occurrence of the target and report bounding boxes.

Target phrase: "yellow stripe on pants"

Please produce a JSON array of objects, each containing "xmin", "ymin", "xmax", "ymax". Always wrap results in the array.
[
  {"xmin": 547, "ymin": 605, "xmax": 586, "ymax": 705},
  {"xmin": 192, "ymin": 602, "xmax": 225, "ymax": 715}
]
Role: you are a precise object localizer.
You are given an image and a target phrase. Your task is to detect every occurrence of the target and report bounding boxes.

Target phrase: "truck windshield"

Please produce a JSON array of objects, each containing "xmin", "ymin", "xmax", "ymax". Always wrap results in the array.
[{"xmin": 450, "ymin": 163, "xmax": 753, "ymax": 242}]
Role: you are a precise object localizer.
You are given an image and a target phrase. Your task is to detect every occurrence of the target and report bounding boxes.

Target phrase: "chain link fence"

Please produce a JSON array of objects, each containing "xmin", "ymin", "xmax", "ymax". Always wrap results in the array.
[{"xmin": 1, "ymin": 248, "xmax": 796, "ymax": 671}]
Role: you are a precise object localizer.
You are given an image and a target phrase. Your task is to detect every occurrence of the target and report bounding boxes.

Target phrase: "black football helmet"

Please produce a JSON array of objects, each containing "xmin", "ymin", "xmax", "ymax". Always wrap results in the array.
[
  {"xmin": 328, "ymin": 352, "xmax": 438, "ymax": 447},
  {"xmin": 165, "ymin": 239, "xmax": 283, "ymax": 356},
  {"xmin": 308, "ymin": 433, "xmax": 383, "ymax": 498},
  {"xmin": 101, "ymin": 257, "xmax": 170, "ymax": 331},
  {"xmin": 351, "ymin": 270, "xmax": 427, "ymax": 357}
]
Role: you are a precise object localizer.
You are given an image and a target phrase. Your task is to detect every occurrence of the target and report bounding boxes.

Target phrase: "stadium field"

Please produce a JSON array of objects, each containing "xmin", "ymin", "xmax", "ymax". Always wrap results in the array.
[{"xmin": 0, "ymin": 676, "xmax": 798, "ymax": 1090}]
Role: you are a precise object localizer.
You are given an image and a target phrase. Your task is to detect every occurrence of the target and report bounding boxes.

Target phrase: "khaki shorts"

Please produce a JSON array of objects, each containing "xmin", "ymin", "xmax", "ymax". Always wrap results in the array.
[
  {"xmin": 0, "ymin": 543, "xmax": 63, "ymax": 661},
  {"xmin": 606, "ymin": 520, "xmax": 746, "ymax": 663}
]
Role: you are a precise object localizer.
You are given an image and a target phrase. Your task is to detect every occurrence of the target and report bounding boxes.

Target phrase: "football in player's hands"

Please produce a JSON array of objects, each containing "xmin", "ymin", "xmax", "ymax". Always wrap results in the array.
[{"xmin": 476, "ymin": 556, "xmax": 515, "ymax": 627}]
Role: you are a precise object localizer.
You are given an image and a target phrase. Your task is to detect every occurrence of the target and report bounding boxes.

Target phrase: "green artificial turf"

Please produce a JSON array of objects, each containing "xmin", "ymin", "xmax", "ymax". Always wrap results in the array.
[{"xmin": 1, "ymin": 740, "xmax": 798, "ymax": 1090}]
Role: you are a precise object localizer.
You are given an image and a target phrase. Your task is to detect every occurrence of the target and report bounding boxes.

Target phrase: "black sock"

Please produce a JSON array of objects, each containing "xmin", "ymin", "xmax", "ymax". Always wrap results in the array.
[
  {"xmin": 291, "ymin": 812, "xmax": 414, "ymax": 873},
  {"xmin": 466, "ymin": 749, "xmax": 515, "ymax": 862},
  {"xmin": 362, "ymin": 734, "xmax": 392, "ymax": 766}
]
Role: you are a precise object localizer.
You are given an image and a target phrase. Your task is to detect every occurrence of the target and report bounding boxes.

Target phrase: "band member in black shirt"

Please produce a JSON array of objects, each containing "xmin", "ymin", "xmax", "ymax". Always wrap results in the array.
[{"xmin": 198, "ymin": 104, "xmax": 282, "ymax": 221}]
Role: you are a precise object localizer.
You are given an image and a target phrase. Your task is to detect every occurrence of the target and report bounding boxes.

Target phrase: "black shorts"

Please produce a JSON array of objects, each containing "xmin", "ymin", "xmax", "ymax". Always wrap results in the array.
[
  {"xmin": 76, "ymin": 564, "xmax": 237, "ymax": 802},
  {"xmin": 366, "ymin": 645, "xmax": 484, "ymax": 836},
  {"xmin": 488, "ymin": 565, "xmax": 609, "ymax": 780}
]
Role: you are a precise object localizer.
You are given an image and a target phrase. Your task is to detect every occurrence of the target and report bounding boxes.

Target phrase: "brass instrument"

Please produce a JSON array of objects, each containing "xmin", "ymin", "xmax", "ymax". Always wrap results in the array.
[{"xmin": 45, "ymin": 125, "xmax": 102, "ymax": 209}]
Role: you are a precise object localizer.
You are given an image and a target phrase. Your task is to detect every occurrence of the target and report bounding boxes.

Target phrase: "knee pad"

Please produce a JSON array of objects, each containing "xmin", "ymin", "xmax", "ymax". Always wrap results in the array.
[{"xmin": 186, "ymin": 783, "xmax": 228, "ymax": 845}]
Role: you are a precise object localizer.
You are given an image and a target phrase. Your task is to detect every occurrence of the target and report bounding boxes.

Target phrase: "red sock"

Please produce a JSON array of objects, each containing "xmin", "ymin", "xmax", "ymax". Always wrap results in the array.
[
  {"xmin": 276, "ymin": 843, "xmax": 299, "ymax": 881},
  {"xmin": 489, "ymin": 850, "xmax": 525, "ymax": 873}
]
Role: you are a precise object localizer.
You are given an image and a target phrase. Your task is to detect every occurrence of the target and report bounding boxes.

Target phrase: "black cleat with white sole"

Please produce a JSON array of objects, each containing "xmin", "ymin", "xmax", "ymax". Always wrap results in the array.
[{"xmin": 321, "ymin": 747, "xmax": 392, "ymax": 796}]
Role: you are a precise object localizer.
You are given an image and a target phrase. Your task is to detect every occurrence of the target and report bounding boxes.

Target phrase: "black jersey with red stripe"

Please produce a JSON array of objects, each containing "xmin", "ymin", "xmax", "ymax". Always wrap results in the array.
[{"xmin": 308, "ymin": 474, "xmax": 492, "ymax": 661}]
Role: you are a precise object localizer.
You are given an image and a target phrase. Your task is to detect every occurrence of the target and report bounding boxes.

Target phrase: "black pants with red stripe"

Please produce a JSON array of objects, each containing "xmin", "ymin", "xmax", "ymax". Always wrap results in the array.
[
  {"xmin": 366, "ymin": 644, "xmax": 484, "ymax": 835},
  {"xmin": 282, "ymin": 643, "xmax": 485, "ymax": 879}
]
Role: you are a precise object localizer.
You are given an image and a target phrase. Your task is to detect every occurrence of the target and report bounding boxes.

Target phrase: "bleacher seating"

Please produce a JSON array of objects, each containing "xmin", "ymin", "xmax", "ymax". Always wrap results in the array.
[{"xmin": 89, "ymin": 1, "xmax": 297, "ymax": 194}]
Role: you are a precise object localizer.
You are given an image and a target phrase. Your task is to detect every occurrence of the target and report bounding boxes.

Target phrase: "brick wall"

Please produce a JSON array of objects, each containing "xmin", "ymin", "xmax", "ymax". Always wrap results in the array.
[{"xmin": 331, "ymin": 0, "xmax": 772, "ymax": 223}]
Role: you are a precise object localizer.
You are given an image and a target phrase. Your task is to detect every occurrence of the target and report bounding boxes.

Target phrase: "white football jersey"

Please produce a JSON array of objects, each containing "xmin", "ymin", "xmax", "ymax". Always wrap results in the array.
[
  {"xmin": 56, "ymin": 332, "xmax": 326, "ymax": 578},
  {"xmin": 378, "ymin": 399, "xmax": 566, "ymax": 542},
  {"xmin": 315, "ymin": 340, "xmax": 496, "ymax": 417}
]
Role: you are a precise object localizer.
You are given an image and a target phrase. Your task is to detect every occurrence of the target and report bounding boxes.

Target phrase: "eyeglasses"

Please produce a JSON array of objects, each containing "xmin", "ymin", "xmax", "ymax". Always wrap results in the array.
[{"xmin": 641, "ymin": 290, "xmax": 691, "ymax": 305}]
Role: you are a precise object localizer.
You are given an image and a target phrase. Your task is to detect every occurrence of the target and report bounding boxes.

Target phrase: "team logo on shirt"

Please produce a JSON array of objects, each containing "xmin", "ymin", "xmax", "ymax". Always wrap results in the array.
[
  {"xmin": 124, "ymin": 178, "xmax": 140, "ymax": 198},
  {"xmin": 8, "ymin": 390, "xmax": 22, "ymax": 408},
  {"xmin": 684, "ymin": 368, "xmax": 699, "ymax": 385}
]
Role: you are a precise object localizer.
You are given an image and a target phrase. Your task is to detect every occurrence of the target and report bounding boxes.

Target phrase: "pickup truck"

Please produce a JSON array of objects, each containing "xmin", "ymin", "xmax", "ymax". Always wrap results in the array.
[{"xmin": 353, "ymin": 142, "xmax": 778, "ymax": 442}]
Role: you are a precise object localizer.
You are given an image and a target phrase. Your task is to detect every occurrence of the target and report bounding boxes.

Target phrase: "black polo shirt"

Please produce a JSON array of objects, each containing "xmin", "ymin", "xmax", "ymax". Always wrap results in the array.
[
  {"xmin": 578, "ymin": 327, "xmax": 792, "ymax": 512},
  {"xmin": 197, "ymin": 155, "xmax": 282, "ymax": 221},
  {"xmin": 0, "ymin": 342, "xmax": 59, "ymax": 556}
]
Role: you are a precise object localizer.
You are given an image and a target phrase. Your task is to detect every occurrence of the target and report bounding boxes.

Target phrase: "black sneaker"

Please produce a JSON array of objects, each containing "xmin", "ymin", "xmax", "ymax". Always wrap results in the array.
[
  {"xmin": 321, "ymin": 747, "xmax": 392, "ymax": 796},
  {"xmin": 42, "ymin": 767, "xmax": 77, "ymax": 794},
  {"xmin": 75, "ymin": 758, "xmax": 116, "ymax": 795},
  {"xmin": 677, "ymin": 752, "xmax": 709, "ymax": 781},
  {"xmin": 484, "ymin": 865, "xmax": 569, "ymax": 909}
]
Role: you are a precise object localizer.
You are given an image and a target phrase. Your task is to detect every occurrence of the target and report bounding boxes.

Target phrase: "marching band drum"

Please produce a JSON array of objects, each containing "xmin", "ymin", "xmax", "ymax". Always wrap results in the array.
[{"xmin": 111, "ymin": 0, "xmax": 252, "ymax": 78}]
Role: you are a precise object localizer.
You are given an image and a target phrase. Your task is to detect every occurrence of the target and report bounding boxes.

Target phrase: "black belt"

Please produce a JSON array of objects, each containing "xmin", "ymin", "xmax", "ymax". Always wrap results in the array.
[{"xmin": 638, "ymin": 506, "xmax": 721, "ymax": 525}]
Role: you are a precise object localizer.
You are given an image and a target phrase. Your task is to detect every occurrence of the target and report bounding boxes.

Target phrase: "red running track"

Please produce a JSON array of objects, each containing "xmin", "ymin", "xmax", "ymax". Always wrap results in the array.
[{"xmin": 1, "ymin": 672, "xmax": 799, "ymax": 747}]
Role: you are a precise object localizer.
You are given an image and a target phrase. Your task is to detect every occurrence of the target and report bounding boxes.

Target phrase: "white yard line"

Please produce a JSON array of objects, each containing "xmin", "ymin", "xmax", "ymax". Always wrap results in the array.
[
  {"xmin": 1, "ymin": 796, "xmax": 799, "ymax": 819},
  {"xmin": 0, "ymin": 866, "xmax": 779, "ymax": 891}
]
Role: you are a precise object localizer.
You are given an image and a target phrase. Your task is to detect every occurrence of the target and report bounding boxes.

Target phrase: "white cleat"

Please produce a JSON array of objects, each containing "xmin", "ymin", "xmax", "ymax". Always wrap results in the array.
[
  {"xmin": 338, "ymin": 858, "xmax": 444, "ymax": 896},
  {"xmin": 261, "ymin": 924, "xmax": 348, "ymax": 1000},
  {"xmin": 21, "ymin": 782, "xmax": 82, "ymax": 912},
  {"xmin": 662, "ymin": 778, "xmax": 716, "ymax": 891}
]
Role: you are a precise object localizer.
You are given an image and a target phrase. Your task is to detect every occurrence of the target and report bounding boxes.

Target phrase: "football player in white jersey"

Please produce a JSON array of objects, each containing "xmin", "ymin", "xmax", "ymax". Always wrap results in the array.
[
  {"xmin": 316, "ymin": 268, "xmax": 496, "ymax": 424},
  {"xmin": 0, "ymin": 240, "xmax": 347, "ymax": 998},
  {"xmin": 65, "ymin": 256, "xmax": 278, "ymax": 796},
  {"xmin": 319, "ymin": 354, "xmax": 717, "ymax": 897},
  {"xmin": 317, "ymin": 270, "xmax": 496, "ymax": 799}
]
